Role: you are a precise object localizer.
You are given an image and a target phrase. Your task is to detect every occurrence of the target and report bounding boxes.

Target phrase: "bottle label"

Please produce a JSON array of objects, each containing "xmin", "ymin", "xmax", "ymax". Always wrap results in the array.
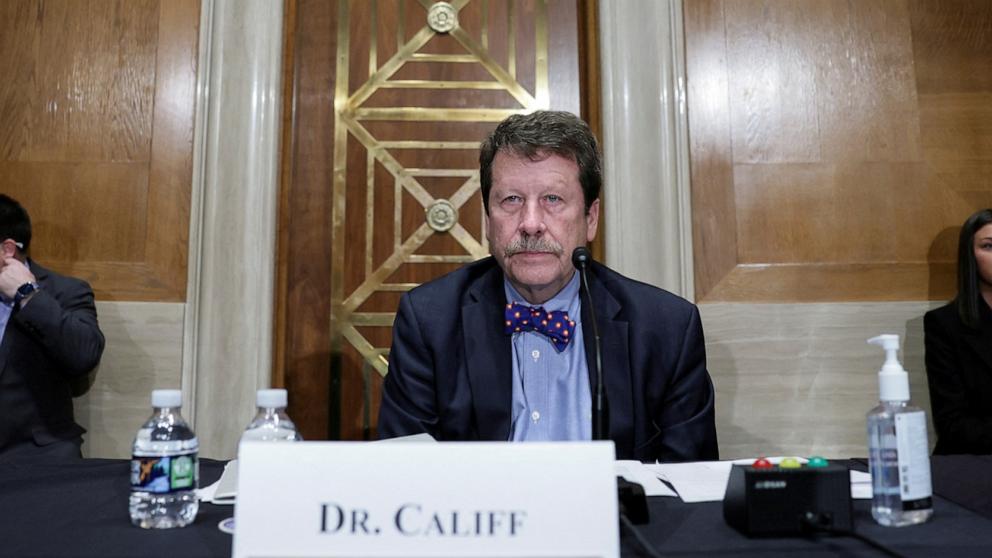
[
  {"xmin": 130, "ymin": 452, "xmax": 199, "ymax": 494},
  {"xmin": 894, "ymin": 411, "xmax": 932, "ymax": 509}
]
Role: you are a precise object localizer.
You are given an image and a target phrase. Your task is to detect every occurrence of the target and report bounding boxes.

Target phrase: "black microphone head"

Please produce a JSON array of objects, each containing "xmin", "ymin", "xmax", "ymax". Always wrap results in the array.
[{"xmin": 571, "ymin": 246, "xmax": 592, "ymax": 268}]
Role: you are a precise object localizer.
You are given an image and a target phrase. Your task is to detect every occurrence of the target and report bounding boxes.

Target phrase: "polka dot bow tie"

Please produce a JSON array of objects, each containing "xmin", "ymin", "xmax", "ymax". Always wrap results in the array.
[{"xmin": 504, "ymin": 302, "xmax": 576, "ymax": 352}]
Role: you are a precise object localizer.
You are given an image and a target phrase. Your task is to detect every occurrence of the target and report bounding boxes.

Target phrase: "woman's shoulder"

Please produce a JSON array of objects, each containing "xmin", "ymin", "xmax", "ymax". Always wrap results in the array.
[{"xmin": 925, "ymin": 299, "xmax": 963, "ymax": 331}]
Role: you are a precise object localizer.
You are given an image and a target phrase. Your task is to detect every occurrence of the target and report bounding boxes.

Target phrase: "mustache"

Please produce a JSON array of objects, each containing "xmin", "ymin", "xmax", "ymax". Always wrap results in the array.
[{"xmin": 503, "ymin": 236, "xmax": 563, "ymax": 257}]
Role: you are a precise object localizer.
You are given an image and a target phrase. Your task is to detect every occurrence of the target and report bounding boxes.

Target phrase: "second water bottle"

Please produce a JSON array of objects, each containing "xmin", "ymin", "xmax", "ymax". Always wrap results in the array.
[{"xmin": 241, "ymin": 388, "xmax": 302, "ymax": 444}]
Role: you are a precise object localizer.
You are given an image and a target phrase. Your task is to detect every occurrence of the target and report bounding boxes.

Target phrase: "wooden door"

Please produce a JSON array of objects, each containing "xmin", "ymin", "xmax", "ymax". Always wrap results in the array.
[
  {"xmin": 686, "ymin": 0, "xmax": 992, "ymax": 303},
  {"xmin": 277, "ymin": 0, "xmax": 587, "ymax": 440},
  {"xmin": 0, "ymin": 0, "xmax": 198, "ymax": 302}
]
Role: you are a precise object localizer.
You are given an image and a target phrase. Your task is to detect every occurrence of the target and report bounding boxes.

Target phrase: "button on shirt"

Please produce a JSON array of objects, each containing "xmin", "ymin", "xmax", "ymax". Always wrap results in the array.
[{"xmin": 506, "ymin": 272, "xmax": 592, "ymax": 442}]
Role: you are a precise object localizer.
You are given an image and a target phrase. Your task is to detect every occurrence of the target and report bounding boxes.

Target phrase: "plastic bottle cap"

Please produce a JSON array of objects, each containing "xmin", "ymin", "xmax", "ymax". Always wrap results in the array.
[
  {"xmin": 256, "ymin": 389, "xmax": 288, "ymax": 408},
  {"xmin": 807, "ymin": 456, "xmax": 829, "ymax": 468},
  {"xmin": 151, "ymin": 389, "xmax": 182, "ymax": 408}
]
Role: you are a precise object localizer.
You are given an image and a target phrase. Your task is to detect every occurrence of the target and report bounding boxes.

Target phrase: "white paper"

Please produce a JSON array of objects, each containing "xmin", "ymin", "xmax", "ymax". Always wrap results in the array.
[
  {"xmin": 646, "ymin": 461, "xmax": 734, "ymax": 503},
  {"xmin": 615, "ymin": 460, "xmax": 677, "ymax": 497},
  {"xmin": 850, "ymin": 469, "xmax": 872, "ymax": 499},
  {"xmin": 196, "ymin": 459, "xmax": 238, "ymax": 505},
  {"xmin": 200, "ymin": 434, "xmax": 437, "ymax": 504},
  {"xmin": 377, "ymin": 432, "xmax": 437, "ymax": 443}
]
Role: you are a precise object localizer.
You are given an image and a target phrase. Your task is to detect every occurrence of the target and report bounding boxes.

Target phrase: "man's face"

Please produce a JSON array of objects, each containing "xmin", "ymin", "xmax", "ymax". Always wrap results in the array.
[{"xmin": 486, "ymin": 150, "xmax": 599, "ymax": 304}]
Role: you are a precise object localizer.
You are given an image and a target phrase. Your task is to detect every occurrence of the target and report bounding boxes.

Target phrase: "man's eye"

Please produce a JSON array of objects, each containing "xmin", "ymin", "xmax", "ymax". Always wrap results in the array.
[
  {"xmin": 545, "ymin": 195, "xmax": 562, "ymax": 203},
  {"xmin": 502, "ymin": 195, "xmax": 522, "ymax": 205}
]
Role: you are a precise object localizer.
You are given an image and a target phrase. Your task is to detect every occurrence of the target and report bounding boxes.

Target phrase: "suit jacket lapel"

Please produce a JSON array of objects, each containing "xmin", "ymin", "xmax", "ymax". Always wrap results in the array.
[
  {"xmin": 462, "ymin": 265, "xmax": 513, "ymax": 440},
  {"xmin": 581, "ymin": 266, "xmax": 632, "ymax": 454}
]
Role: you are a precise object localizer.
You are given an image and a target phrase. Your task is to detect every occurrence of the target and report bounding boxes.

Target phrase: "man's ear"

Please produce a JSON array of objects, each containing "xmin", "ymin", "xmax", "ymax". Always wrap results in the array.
[{"xmin": 585, "ymin": 199, "xmax": 600, "ymax": 242}]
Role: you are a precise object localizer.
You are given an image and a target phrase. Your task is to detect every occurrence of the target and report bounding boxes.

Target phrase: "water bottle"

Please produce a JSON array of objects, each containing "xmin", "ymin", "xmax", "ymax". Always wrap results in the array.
[
  {"xmin": 240, "ymin": 389, "xmax": 302, "ymax": 445},
  {"xmin": 129, "ymin": 389, "xmax": 199, "ymax": 528}
]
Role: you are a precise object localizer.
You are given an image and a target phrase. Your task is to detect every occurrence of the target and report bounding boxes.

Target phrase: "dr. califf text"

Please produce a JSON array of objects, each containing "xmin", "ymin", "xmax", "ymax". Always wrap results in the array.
[{"xmin": 319, "ymin": 503, "xmax": 526, "ymax": 537}]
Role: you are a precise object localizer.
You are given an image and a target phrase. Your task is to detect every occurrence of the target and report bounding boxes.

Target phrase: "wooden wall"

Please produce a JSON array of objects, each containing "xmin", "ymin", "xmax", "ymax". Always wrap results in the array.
[
  {"xmin": 0, "ymin": 0, "xmax": 200, "ymax": 457},
  {"xmin": 684, "ymin": 0, "xmax": 992, "ymax": 458},
  {"xmin": 687, "ymin": 0, "xmax": 992, "ymax": 303},
  {"xmin": 7, "ymin": 0, "xmax": 986, "ymax": 458},
  {"xmin": 0, "ymin": 0, "xmax": 197, "ymax": 301}
]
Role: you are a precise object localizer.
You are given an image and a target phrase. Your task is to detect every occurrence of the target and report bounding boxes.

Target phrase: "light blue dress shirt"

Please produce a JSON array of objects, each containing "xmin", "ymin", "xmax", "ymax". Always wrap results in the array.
[
  {"xmin": 0, "ymin": 296, "xmax": 13, "ymax": 345},
  {"xmin": 505, "ymin": 272, "xmax": 592, "ymax": 442}
]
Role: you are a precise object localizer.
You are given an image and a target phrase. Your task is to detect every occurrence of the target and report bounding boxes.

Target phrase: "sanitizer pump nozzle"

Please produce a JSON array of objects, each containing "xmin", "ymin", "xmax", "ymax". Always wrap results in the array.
[{"xmin": 867, "ymin": 334, "xmax": 909, "ymax": 402}]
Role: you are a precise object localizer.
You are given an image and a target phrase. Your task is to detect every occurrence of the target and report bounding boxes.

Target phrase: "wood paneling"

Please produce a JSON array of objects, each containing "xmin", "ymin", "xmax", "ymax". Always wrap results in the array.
[
  {"xmin": 275, "ymin": 0, "xmax": 336, "ymax": 442},
  {"xmin": 703, "ymin": 301, "xmax": 939, "ymax": 459},
  {"xmin": 277, "ymin": 0, "xmax": 584, "ymax": 440},
  {"xmin": 77, "ymin": 301, "xmax": 185, "ymax": 458},
  {"xmin": 577, "ymin": 0, "xmax": 603, "ymax": 260},
  {"xmin": 0, "ymin": 1, "xmax": 158, "ymax": 161},
  {"xmin": 687, "ymin": 0, "xmax": 992, "ymax": 302},
  {"xmin": 0, "ymin": 0, "xmax": 198, "ymax": 302},
  {"xmin": 685, "ymin": 0, "xmax": 737, "ymax": 300}
]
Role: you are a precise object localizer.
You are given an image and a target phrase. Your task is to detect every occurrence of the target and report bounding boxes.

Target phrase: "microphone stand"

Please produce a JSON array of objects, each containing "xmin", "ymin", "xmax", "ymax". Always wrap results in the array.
[
  {"xmin": 572, "ymin": 247, "xmax": 607, "ymax": 441},
  {"xmin": 573, "ymin": 248, "xmax": 647, "ymax": 526}
]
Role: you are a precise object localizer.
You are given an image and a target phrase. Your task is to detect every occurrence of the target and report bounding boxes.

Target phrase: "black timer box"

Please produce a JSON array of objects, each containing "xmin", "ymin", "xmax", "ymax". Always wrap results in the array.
[{"xmin": 723, "ymin": 463, "xmax": 853, "ymax": 536}]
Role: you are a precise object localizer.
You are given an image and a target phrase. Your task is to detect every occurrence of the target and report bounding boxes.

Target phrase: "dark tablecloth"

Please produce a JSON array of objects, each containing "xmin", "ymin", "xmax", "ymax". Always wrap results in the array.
[
  {"xmin": 0, "ymin": 458, "xmax": 231, "ymax": 558},
  {"xmin": 1, "ymin": 455, "xmax": 990, "ymax": 557}
]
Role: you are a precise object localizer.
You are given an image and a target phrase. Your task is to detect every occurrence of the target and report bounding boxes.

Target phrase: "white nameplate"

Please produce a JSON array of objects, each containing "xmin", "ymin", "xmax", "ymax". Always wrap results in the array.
[{"xmin": 232, "ymin": 441, "xmax": 619, "ymax": 558}]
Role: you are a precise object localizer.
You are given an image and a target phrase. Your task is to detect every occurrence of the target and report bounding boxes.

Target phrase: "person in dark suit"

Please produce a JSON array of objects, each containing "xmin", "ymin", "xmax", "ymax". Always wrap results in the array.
[
  {"xmin": 378, "ymin": 111, "xmax": 718, "ymax": 462},
  {"xmin": 0, "ymin": 194, "xmax": 105, "ymax": 461},
  {"xmin": 925, "ymin": 208, "xmax": 992, "ymax": 455}
]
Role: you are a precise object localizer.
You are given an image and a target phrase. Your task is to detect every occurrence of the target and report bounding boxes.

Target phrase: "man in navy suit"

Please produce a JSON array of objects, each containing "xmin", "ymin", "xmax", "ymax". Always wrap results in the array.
[
  {"xmin": 378, "ymin": 111, "xmax": 718, "ymax": 461},
  {"xmin": 0, "ymin": 194, "xmax": 105, "ymax": 461}
]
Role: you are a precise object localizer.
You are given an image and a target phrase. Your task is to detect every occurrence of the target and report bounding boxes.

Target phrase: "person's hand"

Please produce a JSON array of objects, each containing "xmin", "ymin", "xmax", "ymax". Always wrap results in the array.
[{"xmin": 0, "ymin": 257, "xmax": 37, "ymax": 300}]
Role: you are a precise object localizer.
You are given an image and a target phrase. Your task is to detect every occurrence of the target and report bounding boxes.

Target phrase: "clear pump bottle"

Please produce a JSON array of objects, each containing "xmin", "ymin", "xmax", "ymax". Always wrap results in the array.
[{"xmin": 866, "ymin": 334, "xmax": 933, "ymax": 527}]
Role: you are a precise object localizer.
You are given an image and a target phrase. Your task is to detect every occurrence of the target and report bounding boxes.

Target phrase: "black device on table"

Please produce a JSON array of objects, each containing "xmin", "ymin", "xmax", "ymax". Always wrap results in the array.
[{"xmin": 723, "ymin": 461, "xmax": 853, "ymax": 536}]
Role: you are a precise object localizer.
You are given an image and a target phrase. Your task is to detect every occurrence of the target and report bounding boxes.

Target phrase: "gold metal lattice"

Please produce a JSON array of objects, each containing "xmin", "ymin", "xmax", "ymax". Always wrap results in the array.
[{"xmin": 332, "ymin": 0, "xmax": 550, "ymax": 377}]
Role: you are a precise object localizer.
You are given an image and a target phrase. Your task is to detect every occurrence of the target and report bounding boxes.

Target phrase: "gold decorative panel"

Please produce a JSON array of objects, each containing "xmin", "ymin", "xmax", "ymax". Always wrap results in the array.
[{"xmin": 331, "ymin": 0, "xmax": 550, "ymax": 379}]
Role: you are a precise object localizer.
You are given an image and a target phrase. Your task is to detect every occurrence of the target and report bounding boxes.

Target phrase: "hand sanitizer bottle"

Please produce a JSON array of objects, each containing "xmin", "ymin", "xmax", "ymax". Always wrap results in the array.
[{"xmin": 866, "ymin": 334, "xmax": 933, "ymax": 526}]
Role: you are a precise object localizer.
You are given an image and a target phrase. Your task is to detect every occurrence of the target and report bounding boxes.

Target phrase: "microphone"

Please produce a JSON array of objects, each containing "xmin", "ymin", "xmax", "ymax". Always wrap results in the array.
[
  {"xmin": 573, "ymin": 248, "xmax": 646, "ymax": 525},
  {"xmin": 572, "ymin": 246, "xmax": 608, "ymax": 441}
]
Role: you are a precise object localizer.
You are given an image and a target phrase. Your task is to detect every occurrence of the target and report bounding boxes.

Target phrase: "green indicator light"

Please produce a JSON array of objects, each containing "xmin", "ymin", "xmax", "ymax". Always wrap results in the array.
[{"xmin": 808, "ymin": 456, "xmax": 829, "ymax": 468}]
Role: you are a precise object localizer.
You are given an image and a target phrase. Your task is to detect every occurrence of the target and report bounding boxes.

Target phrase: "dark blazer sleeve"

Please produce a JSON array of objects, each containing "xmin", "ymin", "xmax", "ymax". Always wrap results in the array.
[
  {"xmin": 924, "ymin": 309, "xmax": 992, "ymax": 454},
  {"xmin": 655, "ymin": 304, "xmax": 719, "ymax": 462},
  {"xmin": 378, "ymin": 292, "xmax": 439, "ymax": 439},
  {"xmin": 12, "ymin": 276, "xmax": 104, "ymax": 377}
]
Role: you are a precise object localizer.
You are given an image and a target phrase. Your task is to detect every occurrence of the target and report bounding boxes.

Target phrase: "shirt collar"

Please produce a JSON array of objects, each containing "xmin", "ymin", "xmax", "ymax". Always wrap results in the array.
[{"xmin": 503, "ymin": 271, "xmax": 580, "ymax": 313}]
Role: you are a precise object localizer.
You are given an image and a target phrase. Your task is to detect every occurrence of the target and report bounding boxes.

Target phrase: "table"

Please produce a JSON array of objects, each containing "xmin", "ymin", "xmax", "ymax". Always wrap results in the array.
[
  {"xmin": 1, "ymin": 456, "xmax": 990, "ymax": 557},
  {"xmin": 620, "ymin": 456, "xmax": 992, "ymax": 557},
  {"xmin": 0, "ymin": 458, "xmax": 230, "ymax": 558}
]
